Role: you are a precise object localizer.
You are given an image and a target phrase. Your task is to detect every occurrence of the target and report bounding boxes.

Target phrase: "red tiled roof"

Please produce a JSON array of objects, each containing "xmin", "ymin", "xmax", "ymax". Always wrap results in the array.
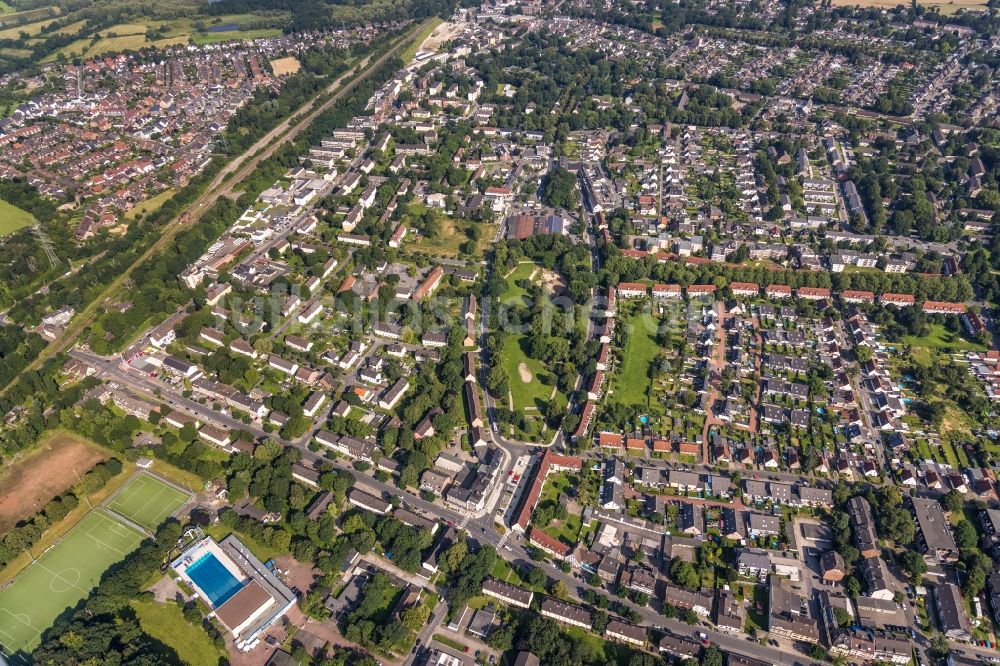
[
  {"xmin": 515, "ymin": 450, "xmax": 583, "ymax": 530},
  {"xmin": 841, "ymin": 290, "xmax": 875, "ymax": 301},
  {"xmin": 652, "ymin": 283, "xmax": 682, "ymax": 294},
  {"xmin": 412, "ymin": 266, "xmax": 443, "ymax": 302},
  {"xmin": 922, "ymin": 301, "xmax": 966, "ymax": 313},
  {"xmin": 677, "ymin": 441, "xmax": 699, "ymax": 455},
  {"xmin": 599, "ymin": 432, "xmax": 623, "ymax": 447},
  {"xmin": 573, "ymin": 401, "xmax": 594, "ymax": 439},
  {"xmin": 529, "ymin": 527, "xmax": 571, "ymax": 557},
  {"xmin": 626, "ymin": 437, "xmax": 646, "ymax": 450},
  {"xmin": 621, "ymin": 249, "xmax": 648, "ymax": 259}
]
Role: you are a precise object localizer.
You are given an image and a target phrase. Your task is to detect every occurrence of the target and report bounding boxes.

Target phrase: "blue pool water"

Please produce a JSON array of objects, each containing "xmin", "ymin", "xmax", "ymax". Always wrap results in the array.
[
  {"xmin": 206, "ymin": 23, "xmax": 239, "ymax": 32},
  {"xmin": 186, "ymin": 552, "xmax": 244, "ymax": 607}
]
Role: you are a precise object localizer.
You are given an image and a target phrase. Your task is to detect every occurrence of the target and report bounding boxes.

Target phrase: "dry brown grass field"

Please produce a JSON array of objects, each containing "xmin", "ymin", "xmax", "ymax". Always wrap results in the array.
[
  {"xmin": 0, "ymin": 431, "xmax": 108, "ymax": 533},
  {"xmin": 270, "ymin": 56, "xmax": 301, "ymax": 76},
  {"xmin": 830, "ymin": 0, "xmax": 987, "ymax": 14}
]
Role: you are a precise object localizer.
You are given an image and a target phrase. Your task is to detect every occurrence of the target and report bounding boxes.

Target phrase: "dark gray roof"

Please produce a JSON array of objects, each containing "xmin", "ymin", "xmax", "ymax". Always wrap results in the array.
[{"xmin": 912, "ymin": 497, "xmax": 957, "ymax": 553}]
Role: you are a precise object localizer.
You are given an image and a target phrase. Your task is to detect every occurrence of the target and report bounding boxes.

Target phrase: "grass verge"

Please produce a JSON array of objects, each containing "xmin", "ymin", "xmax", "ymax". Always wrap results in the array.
[
  {"xmin": 0, "ymin": 199, "xmax": 36, "ymax": 235},
  {"xmin": 401, "ymin": 17, "xmax": 443, "ymax": 63},
  {"xmin": 131, "ymin": 599, "xmax": 225, "ymax": 666}
]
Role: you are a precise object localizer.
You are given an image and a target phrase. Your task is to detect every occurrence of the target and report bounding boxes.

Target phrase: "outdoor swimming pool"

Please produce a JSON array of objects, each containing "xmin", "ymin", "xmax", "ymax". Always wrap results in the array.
[{"xmin": 186, "ymin": 552, "xmax": 245, "ymax": 608}]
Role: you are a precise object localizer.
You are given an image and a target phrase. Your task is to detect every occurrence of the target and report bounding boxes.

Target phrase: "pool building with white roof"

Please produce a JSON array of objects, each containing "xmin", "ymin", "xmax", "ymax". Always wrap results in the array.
[{"xmin": 171, "ymin": 534, "xmax": 296, "ymax": 649}]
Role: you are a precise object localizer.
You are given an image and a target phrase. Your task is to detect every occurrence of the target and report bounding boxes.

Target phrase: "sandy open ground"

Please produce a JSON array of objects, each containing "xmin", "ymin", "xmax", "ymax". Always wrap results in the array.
[
  {"xmin": 0, "ymin": 432, "xmax": 107, "ymax": 533},
  {"xmin": 270, "ymin": 56, "xmax": 301, "ymax": 76},
  {"xmin": 540, "ymin": 269, "xmax": 567, "ymax": 293},
  {"xmin": 518, "ymin": 362, "xmax": 533, "ymax": 383},
  {"xmin": 419, "ymin": 19, "xmax": 464, "ymax": 53}
]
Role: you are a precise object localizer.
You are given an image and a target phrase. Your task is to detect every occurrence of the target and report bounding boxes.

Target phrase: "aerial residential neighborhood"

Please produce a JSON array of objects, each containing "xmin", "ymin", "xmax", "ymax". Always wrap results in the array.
[{"xmin": 0, "ymin": 0, "xmax": 999, "ymax": 665}]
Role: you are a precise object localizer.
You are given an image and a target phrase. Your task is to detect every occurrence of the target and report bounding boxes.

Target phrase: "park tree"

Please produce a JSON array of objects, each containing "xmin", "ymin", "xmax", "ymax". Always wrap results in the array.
[
  {"xmin": 525, "ymin": 565, "xmax": 548, "ymax": 588},
  {"xmin": 701, "ymin": 645, "xmax": 724, "ymax": 666},
  {"xmin": 854, "ymin": 345, "xmax": 873, "ymax": 364},
  {"xmin": 401, "ymin": 604, "xmax": 430, "ymax": 632},
  {"xmin": 669, "ymin": 558, "xmax": 700, "ymax": 589},
  {"xmin": 941, "ymin": 490, "xmax": 963, "ymax": 514}
]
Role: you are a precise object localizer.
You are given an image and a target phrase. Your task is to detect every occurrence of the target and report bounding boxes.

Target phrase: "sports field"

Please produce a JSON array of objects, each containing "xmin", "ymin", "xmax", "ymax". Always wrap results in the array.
[
  {"xmin": 0, "ymin": 473, "xmax": 190, "ymax": 659},
  {"xmin": 105, "ymin": 473, "xmax": 190, "ymax": 531},
  {"xmin": 0, "ymin": 511, "xmax": 143, "ymax": 657}
]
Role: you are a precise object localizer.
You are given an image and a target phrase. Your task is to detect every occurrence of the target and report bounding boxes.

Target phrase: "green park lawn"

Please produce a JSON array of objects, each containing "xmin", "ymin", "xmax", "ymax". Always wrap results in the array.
[
  {"xmin": 125, "ymin": 188, "xmax": 176, "ymax": 221},
  {"xmin": 610, "ymin": 312, "xmax": 660, "ymax": 406},
  {"xmin": 744, "ymin": 584, "xmax": 768, "ymax": 632},
  {"xmin": 544, "ymin": 514, "xmax": 581, "ymax": 545},
  {"xmin": 191, "ymin": 28, "xmax": 282, "ymax": 45},
  {"xmin": 408, "ymin": 208, "xmax": 493, "ymax": 259},
  {"xmin": 561, "ymin": 626, "xmax": 647, "ymax": 666},
  {"xmin": 540, "ymin": 471, "xmax": 575, "ymax": 502},
  {"xmin": 0, "ymin": 199, "xmax": 36, "ymax": 235},
  {"xmin": 904, "ymin": 323, "xmax": 986, "ymax": 352},
  {"xmin": 131, "ymin": 599, "xmax": 225, "ymax": 666},
  {"xmin": 401, "ymin": 17, "xmax": 443, "ymax": 63},
  {"xmin": 202, "ymin": 524, "xmax": 283, "ymax": 563},
  {"xmin": 536, "ymin": 471, "xmax": 582, "ymax": 543},
  {"xmin": 491, "ymin": 558, "xmax": 525, "ymax": 586},
  {"xmin": 503, "ymin": 262, "xmax": 539, "ymax": 306},
  {"xmin": 914, "ymin": 438, "xmax": 935, "ymax": 461},
  {"xmin": 501, "ymin": 334, "xmax": 565, "ymax": 412}
]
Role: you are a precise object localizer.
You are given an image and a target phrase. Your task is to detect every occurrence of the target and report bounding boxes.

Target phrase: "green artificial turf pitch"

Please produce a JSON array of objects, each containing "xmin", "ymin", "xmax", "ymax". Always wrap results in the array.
[
  {"xmin": 105, "ymin": 472, "xmax": 190, "ymax": 531},
  {"xmin": 0, "ymin": 511, "xmax": 144, "ymax": 657}
]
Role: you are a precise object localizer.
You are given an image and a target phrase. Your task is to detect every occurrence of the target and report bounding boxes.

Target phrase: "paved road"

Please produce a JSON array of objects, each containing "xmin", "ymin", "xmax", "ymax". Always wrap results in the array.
[
  {"xmin": 406, "ymin": 600, "xmax": 446, "ymax": 666},
  {"xmin": 834, "ymin": 317, "xmax": 887, "ymax": 470}
]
